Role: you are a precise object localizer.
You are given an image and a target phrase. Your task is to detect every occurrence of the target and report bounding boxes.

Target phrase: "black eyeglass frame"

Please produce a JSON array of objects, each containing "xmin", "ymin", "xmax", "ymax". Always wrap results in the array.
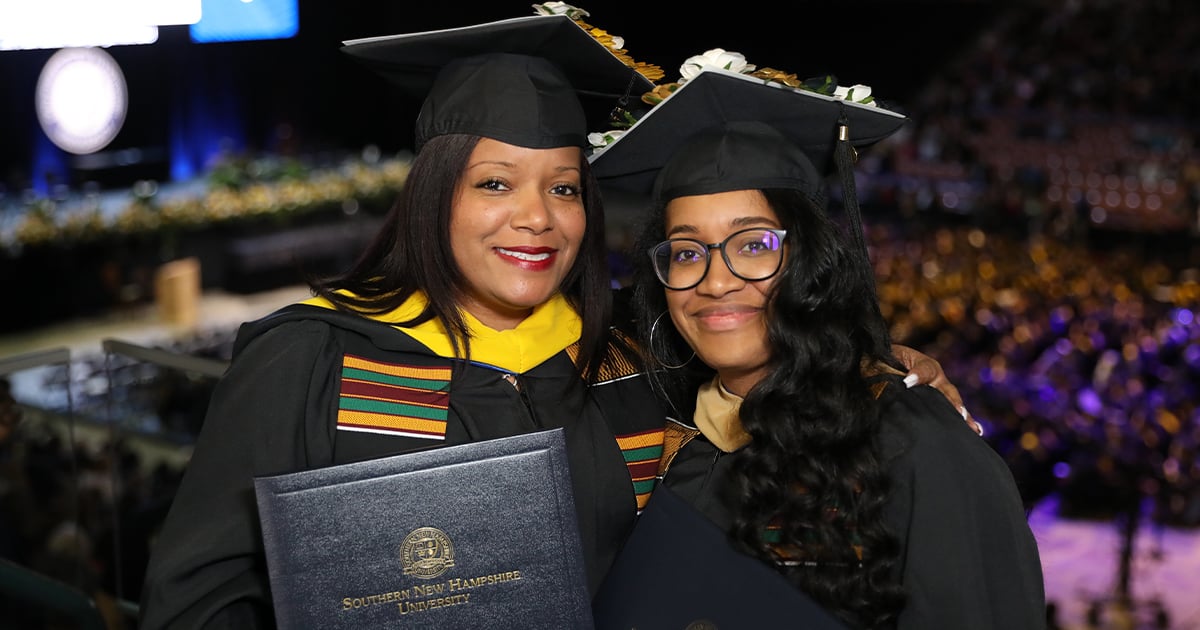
[{"xmin": 648, "ymin": 228, "xmax": 788, "ymax": 290}]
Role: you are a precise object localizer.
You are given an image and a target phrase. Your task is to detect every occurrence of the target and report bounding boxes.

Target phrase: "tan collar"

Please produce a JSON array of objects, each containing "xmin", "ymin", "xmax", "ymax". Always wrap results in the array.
[
  {"xmin": 691, "ymin": 363, "xmax": 897, "ymax": 454},
  {"xmin": 693, "ymin": 376, "xmax": 752, "ymax": 452}
]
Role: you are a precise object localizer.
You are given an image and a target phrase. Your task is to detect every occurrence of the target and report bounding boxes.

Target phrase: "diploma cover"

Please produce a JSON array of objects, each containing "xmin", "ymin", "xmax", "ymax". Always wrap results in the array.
[
  {"xmin": 593, "ymin": 485, "xmax": 848, "ymax": 629},
  {"xmin": 253, "ymin": 428, "xmax": 593, "ymax": 629}
]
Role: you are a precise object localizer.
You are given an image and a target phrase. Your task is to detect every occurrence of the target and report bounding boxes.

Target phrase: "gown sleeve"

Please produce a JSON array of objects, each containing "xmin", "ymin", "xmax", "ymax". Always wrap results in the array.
[
  {"xmin": 138, "ymin": 320, "xmax": 342, "ymax": 630},
  {"xmin": 883, "ymin": 384, "xmax": 1047, "ymax": 630}
]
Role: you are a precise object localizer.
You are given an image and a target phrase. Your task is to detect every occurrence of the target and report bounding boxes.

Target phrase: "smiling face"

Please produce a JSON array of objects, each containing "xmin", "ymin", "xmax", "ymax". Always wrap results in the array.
[
  {"xmin": 663, "ymin": 189, "xmax": 783, "ymax": 396},
  {"xmin": 449, "ymin": 138, "xmax": 586, "ymax": 330}
]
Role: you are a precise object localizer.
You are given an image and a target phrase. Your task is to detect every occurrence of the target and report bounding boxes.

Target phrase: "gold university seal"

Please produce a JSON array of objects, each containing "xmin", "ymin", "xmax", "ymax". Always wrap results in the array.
[{"xmin": 400, "ymin": 527, "xmax": 456, "ymax": 579}]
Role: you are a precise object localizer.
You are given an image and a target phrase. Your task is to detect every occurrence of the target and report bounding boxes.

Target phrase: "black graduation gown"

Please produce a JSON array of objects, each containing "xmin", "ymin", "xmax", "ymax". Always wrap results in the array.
[
  {"xmin": 139, "ymin": 304, "xmax": 666, "ymax": 629},
  {"xmin": 661, "ymin": 375, "xmax": 1047, "ymax": 629}
]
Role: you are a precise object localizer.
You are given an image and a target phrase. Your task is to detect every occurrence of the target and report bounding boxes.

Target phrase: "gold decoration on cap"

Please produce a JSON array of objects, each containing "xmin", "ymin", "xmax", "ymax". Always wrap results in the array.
[{"xmin": 532, "ymin": 3, "xmax": 665, "ymax": 83}]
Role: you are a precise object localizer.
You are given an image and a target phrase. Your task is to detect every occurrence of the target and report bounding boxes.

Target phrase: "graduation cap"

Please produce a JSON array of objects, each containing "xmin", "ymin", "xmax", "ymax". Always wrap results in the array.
[
  {"xmin": 341, "ymin": 14, "xmax": 657, "ymax": 151},
  {"xmin": 588, "ymin": 67, "xmax": 908, "ymax": 202}
]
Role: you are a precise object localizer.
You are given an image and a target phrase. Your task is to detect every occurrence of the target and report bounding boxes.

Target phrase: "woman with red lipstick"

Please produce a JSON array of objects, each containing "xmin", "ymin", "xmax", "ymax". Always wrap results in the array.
[
  {"xmin": 590, "ymin": 69, "xmax": 1046, "ymax": 629},
  {"xmin": 139, "ymin": 14, "xmax": 673, "ymax": 629}
]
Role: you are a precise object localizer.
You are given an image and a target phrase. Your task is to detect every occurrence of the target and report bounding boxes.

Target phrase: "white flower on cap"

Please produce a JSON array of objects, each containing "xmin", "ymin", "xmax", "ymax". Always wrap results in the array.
[
  {"xmin": 588, "ymin": 129, "xmax": 626, "ymax": 149},
  {"xmin": 834, "ymin": 83, "xmax": 877, "ymax": 107},
  {"xmin": 531, "ymin": 2, "xmax": 590, "ymax": 19},
  {"xmin": 679, "ymin": 48, "xmax": 756, "ymax": 81}
]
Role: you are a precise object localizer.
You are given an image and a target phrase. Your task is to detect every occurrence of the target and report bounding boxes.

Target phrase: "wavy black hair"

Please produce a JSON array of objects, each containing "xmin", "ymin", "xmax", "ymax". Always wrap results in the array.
[
  {"xmin": 310, "ymin": 134, "xmax": 617, "ymax": 383},
  {"xmin": 631, "ymin": 188, "xmax": 906, "ymax": 627}
]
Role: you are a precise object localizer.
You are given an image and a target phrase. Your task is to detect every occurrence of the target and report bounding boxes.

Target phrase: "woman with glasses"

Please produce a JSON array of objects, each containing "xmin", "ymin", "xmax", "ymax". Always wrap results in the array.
[{"xmin": 590, "ymin": 69, "xmax": 1045, "ymax": 629}]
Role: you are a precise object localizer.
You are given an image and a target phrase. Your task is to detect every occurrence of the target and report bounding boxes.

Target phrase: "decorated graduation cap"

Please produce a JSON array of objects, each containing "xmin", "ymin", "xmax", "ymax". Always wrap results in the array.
[
  {"xmin": 588, "ymin": 66, "xmax": 908, "ymax": 203},
  {"xmin": 340, "ymin": 12, "xmax": 659, "ymax": 151}
]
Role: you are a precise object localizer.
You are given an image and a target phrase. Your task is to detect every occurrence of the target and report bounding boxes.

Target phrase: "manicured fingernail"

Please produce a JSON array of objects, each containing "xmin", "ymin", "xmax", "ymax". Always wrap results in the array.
[
  {"xmin": 961, "ymin": 408, "xmax": 984, "ymax": 436},
  {"xmin": 903, "ymin": 374, "xmax": 918, "ymax": 388}
]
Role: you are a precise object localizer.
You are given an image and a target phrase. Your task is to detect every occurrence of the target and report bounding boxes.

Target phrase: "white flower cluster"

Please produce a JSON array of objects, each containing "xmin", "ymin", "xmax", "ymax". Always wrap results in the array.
[
  {"xmin": 587, "ymin": 129, "xmax": 625, "ymax": 148},
  {"xmin": 833, "ymin": 84, "xmax": 874, "ymax": 104},
  {"xmin": 680, "ymin": 48, "xmax": 876, "ymax": 108},
  {"xmin": 532, "ymin": 2, "xmax": 590, "ymax": 21},
  {"xmin": 679, "ymin": 48, "xmax": 755, "ymax": 80}
]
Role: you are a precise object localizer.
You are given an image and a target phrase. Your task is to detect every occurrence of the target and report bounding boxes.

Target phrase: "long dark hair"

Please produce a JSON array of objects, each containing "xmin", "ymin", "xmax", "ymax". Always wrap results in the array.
[
  {"xmin": 631, "ymin": 188, "xmax": 905, "ymax": 627},
  {"xmin": 310, "ymin": 133, "xmax": 616, "ymax": 382}
]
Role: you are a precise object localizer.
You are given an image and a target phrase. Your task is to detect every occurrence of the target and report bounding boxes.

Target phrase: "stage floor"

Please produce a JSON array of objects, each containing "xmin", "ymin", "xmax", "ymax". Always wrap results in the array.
[{"xmin": 1031, "ymin": 496, "xmax": 1200, "ymax": 629}]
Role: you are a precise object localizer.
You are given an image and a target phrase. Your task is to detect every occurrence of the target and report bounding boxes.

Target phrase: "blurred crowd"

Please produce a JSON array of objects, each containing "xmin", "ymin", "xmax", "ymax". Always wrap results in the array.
[
  {"xmin": 886, "ymin": 0, "xmax": 1200, "ymax": 236},
  {"xmin": 870, "ymin": 0, "xmax": 1200, "ymax": 529},
  {"xmin": 1, "ymin": 377, "xmax": 175, "ymax": 627},
  {"xmin": 870, "ymin": 220, "xmax": 1199, "ymax": 527}
]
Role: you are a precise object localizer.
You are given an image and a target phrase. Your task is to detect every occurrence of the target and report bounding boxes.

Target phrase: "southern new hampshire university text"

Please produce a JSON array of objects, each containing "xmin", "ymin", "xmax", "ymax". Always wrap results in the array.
[{"xmin": 341, "ymin": 569, "xmax": 524, "ymax": 616}]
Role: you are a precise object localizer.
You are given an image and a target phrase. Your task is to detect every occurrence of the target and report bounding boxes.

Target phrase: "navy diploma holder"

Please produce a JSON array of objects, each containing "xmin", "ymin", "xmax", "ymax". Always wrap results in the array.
[
  {"xmin": 254, "ymin": 428, "xmax": 593, "ymax": 629},
  {"xmin": 593, "ymin": 484, "xmax": 848, "ymax": 630}
]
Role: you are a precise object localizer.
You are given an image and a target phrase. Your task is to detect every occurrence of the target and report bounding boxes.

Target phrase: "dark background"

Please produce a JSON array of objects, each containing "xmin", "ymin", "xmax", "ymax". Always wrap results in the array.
[{"xmin": 0, "ymin": 1, "xmax": 1000, "ymax": 193}]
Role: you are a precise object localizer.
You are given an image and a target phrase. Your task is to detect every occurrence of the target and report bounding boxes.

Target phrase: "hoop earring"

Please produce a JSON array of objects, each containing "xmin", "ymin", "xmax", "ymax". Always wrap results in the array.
[{"xmin": 649, "ymin": 311, "xmax": 695, "ymax": 370}]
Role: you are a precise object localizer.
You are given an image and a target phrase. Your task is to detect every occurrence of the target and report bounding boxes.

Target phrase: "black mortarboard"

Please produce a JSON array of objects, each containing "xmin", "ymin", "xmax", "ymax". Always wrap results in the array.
[
  {"xmin": 341, "ymin": 14, "xmax": 656, "ymax": 151},
  {"xmin": 588, "ymin": 67, "xmax": 908, "ymax": 202}
]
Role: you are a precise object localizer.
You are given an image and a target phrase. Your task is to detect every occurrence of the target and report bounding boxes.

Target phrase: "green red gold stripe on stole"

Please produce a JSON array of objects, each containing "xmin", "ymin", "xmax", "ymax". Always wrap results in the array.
[
  {"xmin": 337, "ymin": 355, "xmax": 451, "ymax": 440},
  {"xmin": 615, "ymin": 428, "xmax": 665, "ymax": 510}
]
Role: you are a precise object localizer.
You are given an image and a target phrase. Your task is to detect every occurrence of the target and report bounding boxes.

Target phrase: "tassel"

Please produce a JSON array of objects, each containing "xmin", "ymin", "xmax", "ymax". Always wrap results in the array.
[
  {"xmin": 834, "ymin": 113, "xmax": 869, "ymax": 271},
  {"xmin": 608, "ymin": 70, "xmax": 641, "ymax": 127},
  {"xmin": 834, "ymin": 108, "xmax": 894, "ymax": 350}
]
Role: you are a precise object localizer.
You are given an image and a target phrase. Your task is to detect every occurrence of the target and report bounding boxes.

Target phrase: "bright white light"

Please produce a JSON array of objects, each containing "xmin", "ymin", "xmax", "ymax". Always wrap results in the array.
[
  {"xmin": 36, "ymin": 48, "xmax": 129, "ymax": 155},
  {"xmin": 0, "ymin": 0, "xmax": 199, "ymax": 50},
  {"xmin": 0, "ymin": 25, "xmax": 159, "ymax": 51},
  {"xmin": 0, "ymin": 0, "xmax": 200, "ymax": 25}
]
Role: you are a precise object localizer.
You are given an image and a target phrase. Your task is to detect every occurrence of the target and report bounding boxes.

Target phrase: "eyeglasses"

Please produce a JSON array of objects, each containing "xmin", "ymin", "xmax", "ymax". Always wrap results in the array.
[{"xmin": 648, "ymin": 228, "xmax": 787, "ymax": 290}]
